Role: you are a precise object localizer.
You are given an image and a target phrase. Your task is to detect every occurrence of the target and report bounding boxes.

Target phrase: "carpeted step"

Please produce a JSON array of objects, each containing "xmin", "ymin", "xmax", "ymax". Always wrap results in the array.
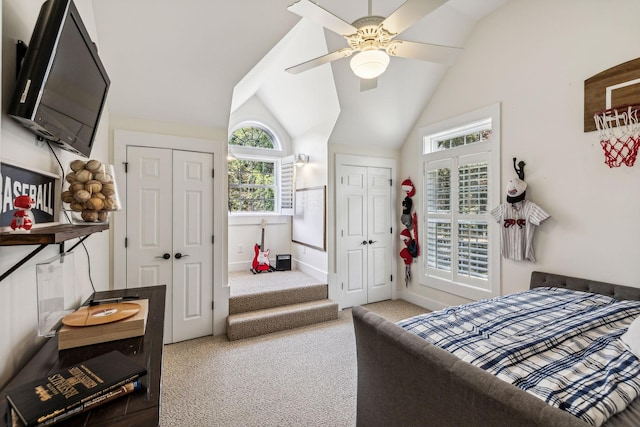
[
  {"xmin": 229, "ymin": 284, "xmax": 328, "ymax": 315},
  {"xmin": 226, "ymin": 299, "xmax": 339, "ymax": 341}
]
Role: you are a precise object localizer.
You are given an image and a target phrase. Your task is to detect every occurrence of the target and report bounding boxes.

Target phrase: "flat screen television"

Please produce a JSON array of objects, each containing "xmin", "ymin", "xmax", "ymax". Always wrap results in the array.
[{"xmin": 8, "ymin": 0, "xmax": 110, "ymax": 158}]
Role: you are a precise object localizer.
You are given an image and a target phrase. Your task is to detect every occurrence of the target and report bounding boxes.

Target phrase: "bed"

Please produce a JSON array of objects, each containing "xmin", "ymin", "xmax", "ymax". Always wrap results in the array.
[{"xmin": 352, "ymin": 271, "xmax": 640, "ymax": 427}]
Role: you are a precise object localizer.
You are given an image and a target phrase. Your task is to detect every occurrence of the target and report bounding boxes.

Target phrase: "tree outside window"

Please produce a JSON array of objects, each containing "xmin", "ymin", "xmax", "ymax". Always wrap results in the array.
[
  {"xmin": 228, "ymin": 159, "xmax": 275, "ymax": 212},
  {"xmin": 228, "ymin": 126, "xmax": 279, "ymax": 214}
]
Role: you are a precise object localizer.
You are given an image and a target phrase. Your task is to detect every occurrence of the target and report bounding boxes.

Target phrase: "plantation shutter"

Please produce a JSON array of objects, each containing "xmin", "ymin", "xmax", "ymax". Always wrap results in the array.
[
  {"xmin": 457, "ymin": 160, "xmax": 489, "ymax": 279},
  {"xmin": 425, "ymin": 160, "xmax": 452, "ymax": 275},
  {"xmin": 280, "ymin": 155, "xmax": 295, "ymax": 216},
  {"xmin": 424, "ymin": 155, "xmax": 489, "ymax": 281},
  {"xmin": 419, "ymin": 103, "xmax": 500, "ymax": 300}
]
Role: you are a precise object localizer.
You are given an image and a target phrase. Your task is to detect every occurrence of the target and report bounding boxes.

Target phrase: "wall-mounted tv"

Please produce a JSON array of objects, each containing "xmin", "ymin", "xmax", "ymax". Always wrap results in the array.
[{"xmin": 8, "ymin": 0, "xmax": 110, "ymax": 158}]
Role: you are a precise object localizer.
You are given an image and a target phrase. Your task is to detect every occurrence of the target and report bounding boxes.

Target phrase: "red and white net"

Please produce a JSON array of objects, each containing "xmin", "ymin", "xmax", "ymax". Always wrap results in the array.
[{"xmin": 594, "ymin": 105, "xmax": 640, "ymax": 168}]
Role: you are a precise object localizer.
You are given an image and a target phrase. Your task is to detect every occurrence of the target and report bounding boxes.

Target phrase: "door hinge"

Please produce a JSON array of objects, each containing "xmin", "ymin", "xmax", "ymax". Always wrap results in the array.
[
  {"xmin": 341, "ymin": 282, "xmax": 344, "ymax": 290},
  {"xmin": 212, "ymin": 301, "xmax": 214, "ymax": 310},
  {"xmin": 390, "ymin": 274, "xmax": 393, "ymax": 282},
  {"xmin": 341, "ymin": 177, "xmax": 344, "ymax": 185},
  {"xmin": 389, "ymin": 178, "xmax": 392, "ymax": 186},
  {"xmin": 212, "ymin": 168, "xmax": 214, "ymax": 178},
  {"xmin": 124, "ymin": 237, "xmax": 128, "ymax": 248},
  {"xmin": 123, "ymin": 162, "xmax": 128, "ymax": 173},
  {"xmin": 390, "ymin": 227, "xmax": 393, "ymax": 234}
]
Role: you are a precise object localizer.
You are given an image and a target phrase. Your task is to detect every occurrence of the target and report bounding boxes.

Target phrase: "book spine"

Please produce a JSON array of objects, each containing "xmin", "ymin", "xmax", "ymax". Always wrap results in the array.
[
  {"xmin": 37, "ymin": 380, "xmax": 142, "ymax": 427},
  {"xmin": 8, "ymin": 373, "xmax": 143, "ymax": 426},
  {"xmin": 9, "ymin": 407, "xmax": 26, "ymax": 427}
]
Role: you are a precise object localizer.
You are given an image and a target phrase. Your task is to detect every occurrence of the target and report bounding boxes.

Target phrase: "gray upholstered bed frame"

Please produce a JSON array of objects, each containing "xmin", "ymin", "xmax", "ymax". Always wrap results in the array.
[{"xmin": 352, "ymin": 271, "xmax": 640, "ymax": 427}]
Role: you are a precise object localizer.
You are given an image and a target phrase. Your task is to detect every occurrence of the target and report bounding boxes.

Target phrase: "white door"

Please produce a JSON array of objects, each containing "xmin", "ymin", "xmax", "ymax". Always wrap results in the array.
[
  {"xmin": 338, "ymin": 164, "xmax": 392, "ymax": 308},
  {"xmin": 126, "ymin": 146, "xmax": 213, "ymax": 343}
]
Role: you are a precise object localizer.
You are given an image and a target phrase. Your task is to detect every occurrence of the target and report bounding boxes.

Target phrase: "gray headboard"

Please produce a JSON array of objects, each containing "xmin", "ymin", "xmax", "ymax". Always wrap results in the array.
[{"xmin": 530, "ymin": 271, "xmax": 640, "ymax": 301}]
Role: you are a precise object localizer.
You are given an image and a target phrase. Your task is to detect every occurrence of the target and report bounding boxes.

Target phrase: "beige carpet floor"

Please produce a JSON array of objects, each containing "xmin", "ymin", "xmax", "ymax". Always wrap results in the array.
[
  {"xmin": 160, "ymin": 299, "xmax": 429, "ymax": 427},
  {"xmin": 229, "ymin": 269, "xmax": 324, "ymax": 297}
]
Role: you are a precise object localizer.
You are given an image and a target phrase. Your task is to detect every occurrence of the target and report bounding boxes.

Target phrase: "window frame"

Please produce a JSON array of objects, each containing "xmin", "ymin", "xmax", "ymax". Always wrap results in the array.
[
  {"xmin": 419, "ymin": 103, "xmax": 501, "ymax": 300},
  {"xmin": 227, "ymin": 124, "xmax": 294, "ymax": 217},
  {"xmin": 228, "ymin": 154, "xmax": 280, "ymax": 215}
]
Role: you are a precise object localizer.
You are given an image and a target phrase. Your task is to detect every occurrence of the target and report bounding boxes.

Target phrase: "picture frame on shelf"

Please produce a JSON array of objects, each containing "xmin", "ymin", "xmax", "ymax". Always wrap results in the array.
[{"xmin": 0, "ymin": 160, "xmax": 60, "ymax": 232}]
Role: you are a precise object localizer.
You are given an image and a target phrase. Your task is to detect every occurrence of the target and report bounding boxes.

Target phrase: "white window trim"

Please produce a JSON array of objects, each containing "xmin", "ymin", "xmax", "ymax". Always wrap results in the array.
[
  {"xmin": 419, "ymin": 103, "xmax": 501, "ymax": 300},
  {"xmin": 228, "ymin": 123, "xmax": 294, "ymax": 220},
  {"xmin": 228, "ymin": 153, "xmax": 281, "ymax": 217}
]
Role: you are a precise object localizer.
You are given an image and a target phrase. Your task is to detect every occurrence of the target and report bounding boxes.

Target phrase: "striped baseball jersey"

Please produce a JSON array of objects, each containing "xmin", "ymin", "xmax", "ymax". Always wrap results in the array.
[{"xmin": 490, "ymin": 200, "xmax": 550, "ymax": 262}]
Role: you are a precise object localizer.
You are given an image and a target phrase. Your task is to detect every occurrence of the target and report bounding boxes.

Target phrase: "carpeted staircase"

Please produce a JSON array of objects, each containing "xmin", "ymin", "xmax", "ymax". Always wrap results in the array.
[{"xmin": 226, "ymin": 284, "xmax": 338, "ymax": 341}]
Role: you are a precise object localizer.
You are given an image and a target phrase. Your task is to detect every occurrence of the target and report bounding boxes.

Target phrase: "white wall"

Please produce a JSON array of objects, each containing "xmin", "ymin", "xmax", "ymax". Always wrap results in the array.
[
  {"xmin": 0, "ymin": 0, "xmax": 110, "ymax": 388},
  {"xmin": 398, "ymin": 0, "xmax": 640, "ymax": 310},
  {"xmin": 289, "ymin": 123, "xmax": 331, "ymax": 282},
  {"xmin": 228, "ymin": 217, "xmax": 292, "ymax": 272}
]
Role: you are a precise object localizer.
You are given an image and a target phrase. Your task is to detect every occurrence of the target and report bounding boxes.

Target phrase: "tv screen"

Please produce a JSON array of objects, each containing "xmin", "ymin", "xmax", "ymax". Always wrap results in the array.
[{"xmin": 8, "ymin": 0, "xmax": 110, "ymax": 158}]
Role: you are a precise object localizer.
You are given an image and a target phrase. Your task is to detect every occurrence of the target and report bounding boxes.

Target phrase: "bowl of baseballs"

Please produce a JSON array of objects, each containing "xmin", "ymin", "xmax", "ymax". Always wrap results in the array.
[{"xmin": 61, "ymin": 160, "xmax": 121, "ymax": 224}]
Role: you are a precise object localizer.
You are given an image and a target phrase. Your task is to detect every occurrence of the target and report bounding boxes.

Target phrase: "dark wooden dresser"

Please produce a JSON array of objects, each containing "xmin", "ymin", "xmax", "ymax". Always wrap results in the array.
[{"xmin": 0, "ymin": 285, "xmax": 166, "ymax": 427}]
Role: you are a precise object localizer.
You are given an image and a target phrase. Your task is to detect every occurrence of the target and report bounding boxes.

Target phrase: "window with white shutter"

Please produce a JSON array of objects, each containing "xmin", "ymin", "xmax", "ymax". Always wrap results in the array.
[
  {"xmin": 280, "ymin": 155, "xmax": 295, "ymax": 216},
  {"xmin": 228, "ymin": 125, "xmax": 294, "ymax": 216},
  {"xmin": 420, "ymin": 104, "xmax": 501, "ymax": 300}
]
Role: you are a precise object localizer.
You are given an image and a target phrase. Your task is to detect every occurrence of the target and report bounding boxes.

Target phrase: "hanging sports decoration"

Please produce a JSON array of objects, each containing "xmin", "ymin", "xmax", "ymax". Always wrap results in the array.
[
  {"xmin": 490, "ymin": 158, "xmax": 550, "ymax": 263},
  {"xmin": 399, "ymin": 178, "xmax": 419, "ymax": 286}
]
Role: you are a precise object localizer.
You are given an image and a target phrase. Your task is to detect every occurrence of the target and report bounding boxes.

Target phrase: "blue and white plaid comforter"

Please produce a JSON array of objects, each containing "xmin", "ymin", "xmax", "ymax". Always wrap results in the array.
[{"xmin": 398, "ymin": 287, "xmax": 640, "ymax": 426}]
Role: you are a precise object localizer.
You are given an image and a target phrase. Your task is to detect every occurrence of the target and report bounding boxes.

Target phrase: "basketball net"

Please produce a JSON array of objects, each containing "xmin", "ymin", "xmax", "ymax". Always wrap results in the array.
[{"xmin": 594, "ymin": 104, "xmax": 640, "ymax": 168}]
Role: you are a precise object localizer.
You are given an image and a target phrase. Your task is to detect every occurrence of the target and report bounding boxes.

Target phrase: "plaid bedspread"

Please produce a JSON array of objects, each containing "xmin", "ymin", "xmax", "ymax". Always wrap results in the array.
[{"xmin": 398, "ymin": 287, "xmax": 640, "ymax": 426}]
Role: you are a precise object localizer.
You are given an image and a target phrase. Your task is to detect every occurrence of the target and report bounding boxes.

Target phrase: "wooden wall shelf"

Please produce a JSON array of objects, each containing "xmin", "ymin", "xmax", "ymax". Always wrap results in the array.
[
  {"xmin": 0, "ymin": 223, "xmax": 108, "ymax": 246},
  {"xmin": 0, "ymin": 223, "xmax": 109, "ymax": 282}
]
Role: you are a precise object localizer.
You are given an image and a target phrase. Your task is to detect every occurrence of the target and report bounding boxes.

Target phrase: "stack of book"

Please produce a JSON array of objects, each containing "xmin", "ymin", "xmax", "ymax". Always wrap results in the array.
[
  {"xmin": 57, "ymin": 299, "xmax": 149, "ymax": 350},
  {"xmin": 5, "ymin": 350, "xmax": 146, "ymax": 427}
]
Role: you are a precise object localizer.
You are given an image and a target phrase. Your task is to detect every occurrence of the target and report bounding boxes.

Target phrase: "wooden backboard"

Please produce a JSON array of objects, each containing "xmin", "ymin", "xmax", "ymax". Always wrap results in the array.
[{"xmin": 584, "ymin": 57, "xmax": 640, "ymax": 132}]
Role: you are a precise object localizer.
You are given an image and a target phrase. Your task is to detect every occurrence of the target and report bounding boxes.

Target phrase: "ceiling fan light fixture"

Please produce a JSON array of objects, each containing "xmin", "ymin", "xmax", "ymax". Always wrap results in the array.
[{"xmin": 350, "ymin": 50, "xmax": 390, "ymax": 79}]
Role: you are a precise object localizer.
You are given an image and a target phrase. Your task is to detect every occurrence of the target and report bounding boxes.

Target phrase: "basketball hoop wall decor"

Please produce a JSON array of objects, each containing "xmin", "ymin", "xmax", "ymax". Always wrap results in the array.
[
  {"xmin": 594, "ymin": 104, "xmax": 640, "ymax": 168},
  {"xmin": 584, "ymin": 57, "xmax": 640, "ymax": 167}
]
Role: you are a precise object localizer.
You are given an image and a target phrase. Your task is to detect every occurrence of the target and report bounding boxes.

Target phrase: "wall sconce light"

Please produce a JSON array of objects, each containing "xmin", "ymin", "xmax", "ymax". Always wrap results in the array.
[{"xmin": 294, "ymin": 153, "xmax": 309, "ymax": 167}]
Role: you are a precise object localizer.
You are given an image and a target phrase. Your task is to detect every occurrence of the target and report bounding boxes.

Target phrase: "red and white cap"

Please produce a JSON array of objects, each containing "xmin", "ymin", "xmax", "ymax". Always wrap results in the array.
[
  {"xmin": 401, "ymin": 178, "xmax": 415, "ymax": 197},
  {"xmin": 400, "ymin": 228, "xmax": 412, "ymax": 243}
]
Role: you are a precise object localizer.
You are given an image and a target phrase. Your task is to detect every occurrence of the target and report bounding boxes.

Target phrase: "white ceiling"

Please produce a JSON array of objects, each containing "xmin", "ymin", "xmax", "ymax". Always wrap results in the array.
[{"xmin": 91, "ymin": 0, "xmax": 509, "ymax": 149}]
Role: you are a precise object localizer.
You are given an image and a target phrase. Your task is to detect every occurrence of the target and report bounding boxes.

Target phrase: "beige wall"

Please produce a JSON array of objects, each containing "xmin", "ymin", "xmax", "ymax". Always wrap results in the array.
[{"xmin": 398, "ymin": 0, "xmax": 640, "ymax": 310}]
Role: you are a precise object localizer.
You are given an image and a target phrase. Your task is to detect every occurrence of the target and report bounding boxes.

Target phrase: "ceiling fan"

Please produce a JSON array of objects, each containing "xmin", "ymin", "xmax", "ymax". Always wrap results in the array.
[{"xmin": 286, "ymin": 0, "xmax": 461, "ymax": 90}]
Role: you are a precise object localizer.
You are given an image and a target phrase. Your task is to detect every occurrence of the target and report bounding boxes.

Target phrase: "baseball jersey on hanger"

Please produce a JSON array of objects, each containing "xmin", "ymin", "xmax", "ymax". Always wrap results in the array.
[{"xmin": 490, "ymin": 200, "xmax": 550, "ymax": 262}]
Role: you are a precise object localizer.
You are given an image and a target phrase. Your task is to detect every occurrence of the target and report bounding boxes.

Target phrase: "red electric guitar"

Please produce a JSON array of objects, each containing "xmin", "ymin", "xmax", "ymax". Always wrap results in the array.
[{"xmin": 251, "ymin": 219, "xmax": 272, "ymax": 273}]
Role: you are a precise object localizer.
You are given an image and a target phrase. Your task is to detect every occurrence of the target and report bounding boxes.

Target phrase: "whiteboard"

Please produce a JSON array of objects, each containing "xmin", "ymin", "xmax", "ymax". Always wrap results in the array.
[{"xmin": 292, "ymin": 186, "xmax": 326, "ymax": 251}]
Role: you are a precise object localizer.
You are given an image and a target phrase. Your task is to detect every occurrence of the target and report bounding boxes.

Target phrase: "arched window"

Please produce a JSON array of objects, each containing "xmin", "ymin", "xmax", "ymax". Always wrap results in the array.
[
  {"xmin": 229, "ymin": 126, "xmax": 276, "ymax": 149},
  {"xmin": 228, "ymin": 125, "xmax": 293, "ymax": 214}
]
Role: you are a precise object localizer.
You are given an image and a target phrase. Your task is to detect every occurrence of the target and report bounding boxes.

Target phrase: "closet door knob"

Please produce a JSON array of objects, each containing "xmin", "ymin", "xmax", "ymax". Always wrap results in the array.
[
  {"xmin": 361, "ymin": 240, "xmax": 368, "ymax": 245},
  {"xmin": 368, "ymin": 240, "xmax": 377, "ymax": 244},
  {"xmin": 174, "ymin": 253, "xmax": 190, "ymax": 259},
  {"xmin": 155, "ymin": 253, "xmax": 171, "ymax": 260}
]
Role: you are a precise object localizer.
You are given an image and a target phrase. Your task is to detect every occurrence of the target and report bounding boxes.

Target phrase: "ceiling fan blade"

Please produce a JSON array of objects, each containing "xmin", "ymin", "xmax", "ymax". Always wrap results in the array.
[
  {"xmin": 286, "ymin": 48, "xmax": 353, "ymax": 74},
  {"xmin": 360, "ymin": 77, "xmax": 378, "ymax": 92},
  {"xmin": 382, "ymin": 0, "xmax": 447, "ymax": 35},
  {"xmin": 388, "ymin": 40, "xmax": 461, "ymax": 65},
  {"xmin": 288, "ymin": 0, "xmax": 357, "ymax": 36}
]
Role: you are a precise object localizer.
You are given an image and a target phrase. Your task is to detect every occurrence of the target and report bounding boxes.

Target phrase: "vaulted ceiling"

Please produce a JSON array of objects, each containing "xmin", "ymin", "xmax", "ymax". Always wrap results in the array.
[{"xmin": 92, "ymin": 0, "xmax": 509, "ymax": 149}]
